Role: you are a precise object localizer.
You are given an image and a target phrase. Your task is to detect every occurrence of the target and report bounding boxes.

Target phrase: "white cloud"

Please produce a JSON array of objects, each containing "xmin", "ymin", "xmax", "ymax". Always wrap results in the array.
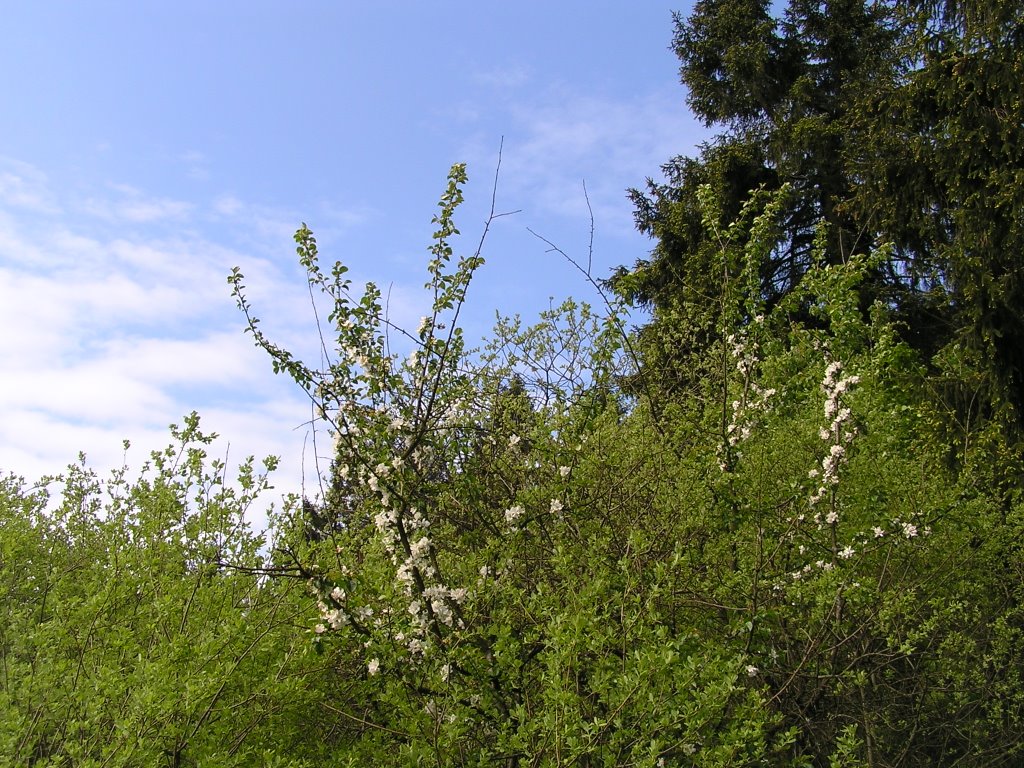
[
  {"xmin": 0, "ymin": 157, "xmax": 470, "ymax": 518},
  {"xmin": 81, "ymin": 184, "xmax": 193, "ymax": 223},
  {"xmin": 3, "ymin": 361, "xmax": 176, "ymax": 425},
  {"xmin": 472, "ymin": 65, "xmax": 531, "ymax": 89},
  {"xmin": 0, "ymin": 156, "xmax": 61, "ymax": 214},
  {"xmin": 512, "ymin": 91, "xmax": 701, "ymax": 228},
  {"xmin": 179, "ymin": 149, "xmax": 211, "ymax": 181},
  {"xmin": 0, "ymin": 221, "xmax": 233, "ymax": 349},
  {"xmin": 0, "ymin": 166, "xmax": 321, "ymax": 505},
  {"xmin": 214, "ymin": 194, "xmax": 244, "ymax": 217},
  {"xmin": 461, "ymin": 85, "xmax": 706, "ymax": 237}
]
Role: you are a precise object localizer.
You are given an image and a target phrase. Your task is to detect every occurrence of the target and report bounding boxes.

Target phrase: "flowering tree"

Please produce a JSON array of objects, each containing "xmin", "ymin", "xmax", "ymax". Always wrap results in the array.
[
  {"xmin": 231, "ymin": 166, "xmax": 1024, "ymax": 765},
  {"xmin": 228, "ymin": 165, "xmax": 787, "ymax": 765}
]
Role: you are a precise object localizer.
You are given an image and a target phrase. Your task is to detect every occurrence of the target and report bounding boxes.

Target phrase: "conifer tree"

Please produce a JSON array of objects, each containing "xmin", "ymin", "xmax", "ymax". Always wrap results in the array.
[{"xmin": 615, "ymin": 0, "xmax": 1024, "ymax": 423}]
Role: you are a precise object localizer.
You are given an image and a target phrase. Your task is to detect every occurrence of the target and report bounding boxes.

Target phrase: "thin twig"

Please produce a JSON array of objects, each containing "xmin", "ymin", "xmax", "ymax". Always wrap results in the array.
[
  {"xmin": 526, "ymin": 221, "xmax": 665, "ymax": 436},
  {"xmin": 320, "ymin": 701, "xmax": 412, "ymax": 738}
]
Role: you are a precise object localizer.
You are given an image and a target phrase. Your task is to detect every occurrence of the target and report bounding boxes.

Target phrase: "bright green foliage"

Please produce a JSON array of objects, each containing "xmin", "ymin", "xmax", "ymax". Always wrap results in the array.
[
  {"xmin": 227, "ymin": 170, "xmax": 1023, "ymax": 765},
  {"xmin": 6, "ymin": 156, "xmax": 1024, "ymax": 764},
  {"xmin": 0, "ymin": 418, "xmax": 331, "ymax": 767}
]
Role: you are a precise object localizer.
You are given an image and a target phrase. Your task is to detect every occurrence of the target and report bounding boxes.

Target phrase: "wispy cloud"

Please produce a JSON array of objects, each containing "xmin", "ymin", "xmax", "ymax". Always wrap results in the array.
[
  {"xmin": 179, "ymin": 149, "xmax": 211, "ymax": 181},
  {"xmin": 472, "ymin": 65, "xmax": 531, "ymax": 90},
  {"xmin": 0, "ymin": 157, "xmax": 438, "ymax": 513},
  {"xmin": 0, "ymin": 156, "xmax": 61, "ymax": 214},
  {"xmin": 461, "ymin": 85, "xmax": 706, "ymax": 238},
  {"xmin": 80, "ymin": 183, "xmax": 194, "ymax": 223},
  {"xmin": 214, "ymin": 194, "xmax": 244, "ymax": 217},
  {"xmin": 0, "ymin": 161, "xmax": 363, "ymax": 503}
]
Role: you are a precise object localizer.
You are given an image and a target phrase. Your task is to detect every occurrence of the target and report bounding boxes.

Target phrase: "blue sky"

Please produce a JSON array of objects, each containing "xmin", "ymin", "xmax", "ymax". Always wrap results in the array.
[{"xmin": 0, "ymin": 2, "xmax": 706, "ymax": 503}]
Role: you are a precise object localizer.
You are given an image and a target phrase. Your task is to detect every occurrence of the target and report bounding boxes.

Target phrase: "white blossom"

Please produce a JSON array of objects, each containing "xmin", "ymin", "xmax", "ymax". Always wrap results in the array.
[
  {"xmin": 374, "ymin": 509, "xmax": 396, "ymax": 532},
  {"xmin": 433, "ymin": 600, "xmax": 453, "ymax": 626},
  {"xmin": 410, "ymin": 536, "xmax": 431, "ymax": 561},
  {"xmin": 504, "ymin": 505, "xmax": 525, "ymax": 524}
]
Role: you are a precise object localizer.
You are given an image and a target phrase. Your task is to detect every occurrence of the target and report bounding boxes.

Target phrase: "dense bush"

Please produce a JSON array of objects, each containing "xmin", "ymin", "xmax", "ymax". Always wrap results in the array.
[{"xmin": 3, "ymin": 166, "xmax": 1022, "ymax": 766}]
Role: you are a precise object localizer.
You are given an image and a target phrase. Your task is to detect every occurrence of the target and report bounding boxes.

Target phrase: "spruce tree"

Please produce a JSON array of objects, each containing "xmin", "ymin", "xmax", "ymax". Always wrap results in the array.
[{"xmin": 616, "ymin": 0, "xmax": 1024, "ymax": 424}]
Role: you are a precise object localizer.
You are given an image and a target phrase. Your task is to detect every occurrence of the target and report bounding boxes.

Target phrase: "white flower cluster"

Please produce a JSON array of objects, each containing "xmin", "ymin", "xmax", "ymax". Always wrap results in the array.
[
  {"xmin": 374, "ymin": 501, "xmax": 467, "ymax": 654},
  {"xmin": 719, "ymin": 331, "xmax": 775, "ymax": 470},
  {"xmin": 726, "ymin": 382, "xmax": 776, "ymax": 447},
  {"xmin": 313, "ymin": 583, "xmax": 371, "ymax": 635},
  {"xmin": 790, "ymin": 558, "xmax": 836, "ymax": 580},
  {"xmin": 314, "ymin": 590, "xmax": 347, "ymax": 634},
  {"xmin": 892, "ymin": 518, "xmax": 930, "ymax": 539},
  {"xmin": 504, "ymin": 504, "xmax": 525, "ymax": 526},
  {"xmin": 821, "ymin": 361, "xmax": 859, "ymax": 438},
  {"xmin": 727, "ymin": 332, "xmax": 757, "ymax": 378},
  {"xmin": 430, "ymin": 395, "xmax": 471, "ymax": 432},
  {"xmin": 422, "ymin": 584, "xmax": 468, "ymax": 628},
  {"xmin": 786, "ymin": 513, "xmax": 933, "ymax": 585},
  {"xmin": 809, "ymin": 360, "xmax": 860, "ymax": 509},
  {"xmin": 319, "ymin": 399, "xmax": 471, "ymax": 658}
]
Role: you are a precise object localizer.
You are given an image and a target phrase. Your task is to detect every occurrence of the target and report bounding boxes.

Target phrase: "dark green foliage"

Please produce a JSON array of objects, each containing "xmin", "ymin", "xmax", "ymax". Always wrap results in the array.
[
  {"xmin": 615, "ymin": 0, "xmax": 1024, "ymax": 427},
  {"xmin": 849, "ymin": 0, "xmax": 1024, "ymax": 418},
  {"xmin": 618, "ymin": 0, "xmax": 896, "ymax": 305}
]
